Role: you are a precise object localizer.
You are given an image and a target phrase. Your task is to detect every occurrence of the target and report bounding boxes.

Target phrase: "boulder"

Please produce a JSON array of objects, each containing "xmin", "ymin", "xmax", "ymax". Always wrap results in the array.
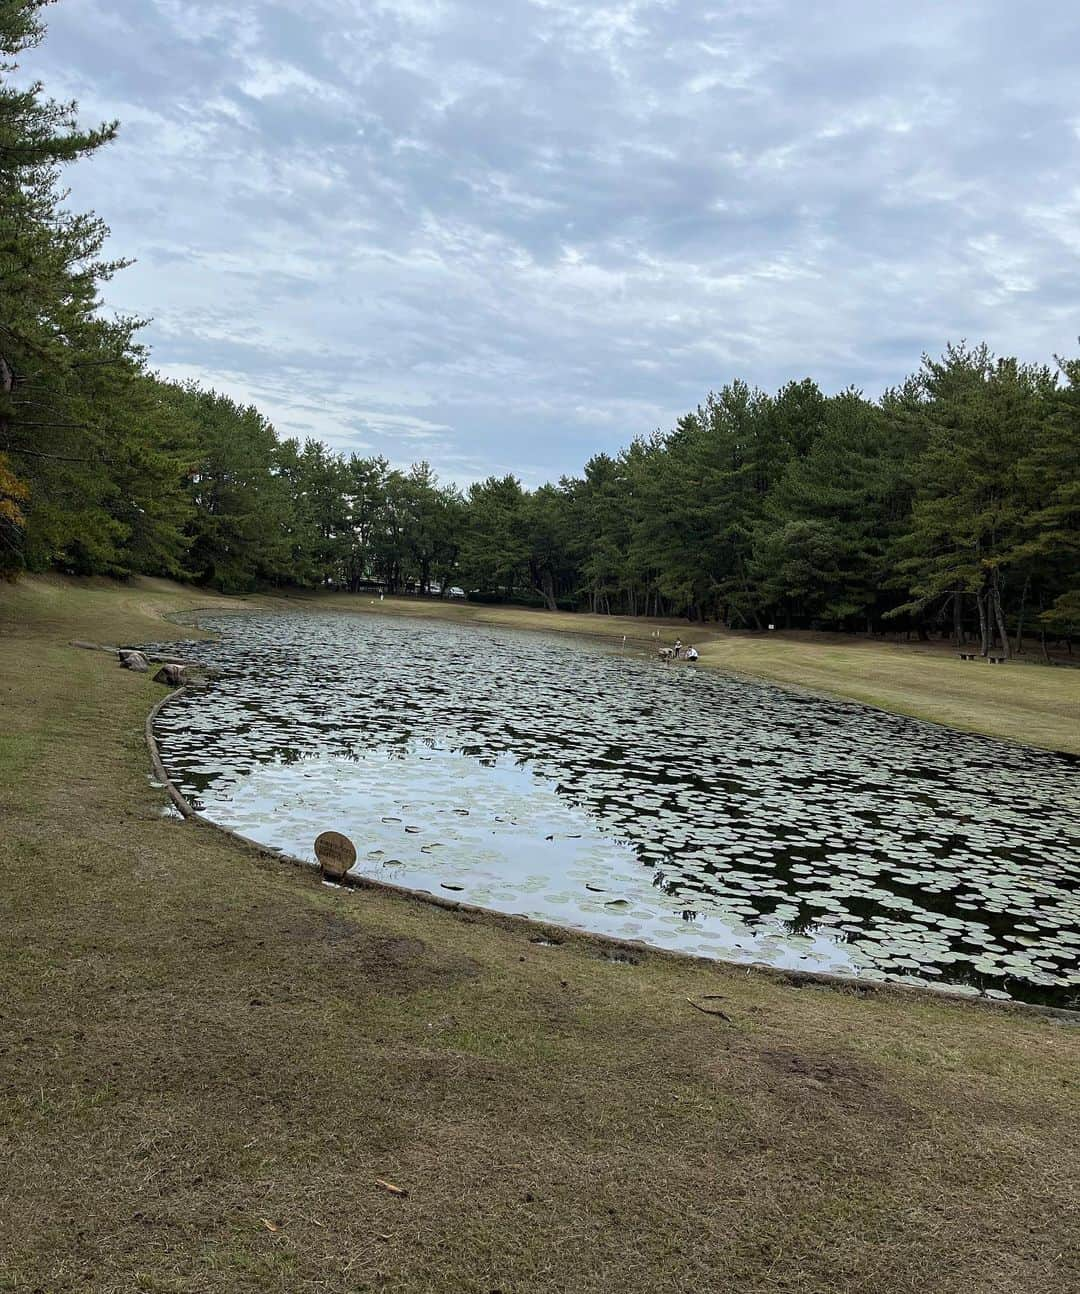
[
  {"xmin": 153, "ymin": 662, "xmax": 196, "ymax": 686},
  {"xmin": 118, "ymin": 650, "xmax": 149, "ymax": 673}
]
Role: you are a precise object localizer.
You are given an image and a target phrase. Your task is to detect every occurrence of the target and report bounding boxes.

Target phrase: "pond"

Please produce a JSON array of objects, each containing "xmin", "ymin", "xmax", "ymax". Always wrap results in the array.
[{"xmin": 144, "ymin": 612, "xmax": 1080, "ymax": 1007}]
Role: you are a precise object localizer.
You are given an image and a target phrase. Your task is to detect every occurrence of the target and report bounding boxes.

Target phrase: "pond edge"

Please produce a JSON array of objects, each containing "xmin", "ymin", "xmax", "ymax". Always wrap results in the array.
[{"xmin": 144, "ymin": 687, "xmax": 1080, "ymax": 1027}]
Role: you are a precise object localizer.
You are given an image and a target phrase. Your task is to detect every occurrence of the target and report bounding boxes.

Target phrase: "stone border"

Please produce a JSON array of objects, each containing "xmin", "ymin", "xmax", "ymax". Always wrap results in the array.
[{"xmin": 142, "ymin": 687, "xmax": 1080, "ymax": 1026}]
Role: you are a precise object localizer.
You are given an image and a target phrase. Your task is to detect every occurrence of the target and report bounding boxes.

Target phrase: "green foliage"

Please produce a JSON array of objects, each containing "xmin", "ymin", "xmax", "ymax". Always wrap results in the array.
[
  {"xmin": 158, "ymin": 383, "xmax": 290, "ymax": 591},
  {"xmin": 753, "ymin": 391, "xmax": 911, "ymax": 627},
  {"xmin": 459, "ymin": 475, "xmax": 529, "ymax": 597},
  {"xmin": 520, "ymin": 483, "xmax": 576, "ymax": 610},
  {"xmin": 539, "ymin": 352, "xmax": 1077, "ymax": 648},
  {"xmin": 886, "ymin": 345, "xmax": 1070, "ymax": 652},
  {"xmin": 0, "ymin": 0, "xmax": 192, "ymax": 577}
]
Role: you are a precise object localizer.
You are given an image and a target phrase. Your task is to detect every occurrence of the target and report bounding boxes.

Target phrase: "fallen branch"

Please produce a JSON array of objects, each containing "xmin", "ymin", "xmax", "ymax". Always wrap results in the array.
[{"xmin": 686, "ymin": 997, "xmax": 733, "ymax": 1021}]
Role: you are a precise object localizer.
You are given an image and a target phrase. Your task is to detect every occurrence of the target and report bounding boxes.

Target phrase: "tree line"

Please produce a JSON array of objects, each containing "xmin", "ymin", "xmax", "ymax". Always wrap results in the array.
[{"xmin": 2, "ymin": 2, "xmax": 1077, "ymax": 657}]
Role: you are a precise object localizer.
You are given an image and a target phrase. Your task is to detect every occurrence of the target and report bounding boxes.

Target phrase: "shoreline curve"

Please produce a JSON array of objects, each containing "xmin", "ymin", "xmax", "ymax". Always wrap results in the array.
[{"xmin": 143, "ymin": 687, "xmax": 1080, "ymax": 1027}]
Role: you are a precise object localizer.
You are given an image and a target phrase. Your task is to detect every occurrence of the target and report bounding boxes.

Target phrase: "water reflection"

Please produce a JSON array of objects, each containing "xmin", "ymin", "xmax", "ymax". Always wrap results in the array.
[{"xmin": 145, "ymin": 612, "xmax": 1080, "ymax": 1006}]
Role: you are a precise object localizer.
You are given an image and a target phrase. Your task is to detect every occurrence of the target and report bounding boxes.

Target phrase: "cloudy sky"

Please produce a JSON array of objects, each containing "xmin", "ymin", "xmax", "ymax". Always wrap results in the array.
[{"xmin": 30, "ymin": 0, "xmax": 1080, "ymax": 485}]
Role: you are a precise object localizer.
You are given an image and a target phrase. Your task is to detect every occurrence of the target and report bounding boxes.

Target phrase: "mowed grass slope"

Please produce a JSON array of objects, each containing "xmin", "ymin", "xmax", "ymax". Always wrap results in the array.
[{"xmin": 0, "ymin": 575, "xmax": 1078, "ymax": 1294}]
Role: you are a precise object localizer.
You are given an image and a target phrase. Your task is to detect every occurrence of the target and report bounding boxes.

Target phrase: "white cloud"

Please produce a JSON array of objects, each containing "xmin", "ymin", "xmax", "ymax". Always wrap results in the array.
[{"xmin": 25, "ymin": 0, "xmax": 1080, "ymax": 486}]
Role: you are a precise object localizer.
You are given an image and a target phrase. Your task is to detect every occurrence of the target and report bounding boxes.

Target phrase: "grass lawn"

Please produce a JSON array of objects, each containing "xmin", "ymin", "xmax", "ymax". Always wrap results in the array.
[{"xmin": 1, "ymin": 574, "xmax": 1078, "ymax": 1293}]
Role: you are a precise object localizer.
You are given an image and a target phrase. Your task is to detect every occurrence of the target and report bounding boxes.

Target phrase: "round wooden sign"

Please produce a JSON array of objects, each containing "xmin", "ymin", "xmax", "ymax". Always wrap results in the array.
[{"xmin": 314, "ymin": 830, "xmax": 357, "ymax": 880}]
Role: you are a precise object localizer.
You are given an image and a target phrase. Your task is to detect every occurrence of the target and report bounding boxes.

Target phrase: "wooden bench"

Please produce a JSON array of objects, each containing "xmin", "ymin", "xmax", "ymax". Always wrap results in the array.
[{"xmin": 958, "ymin": 652, "xmax": 977, "ymax": 661}]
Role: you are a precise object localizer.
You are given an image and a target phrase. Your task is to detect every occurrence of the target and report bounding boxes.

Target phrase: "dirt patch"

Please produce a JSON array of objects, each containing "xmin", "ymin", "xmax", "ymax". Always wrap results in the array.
[
  {"xmin": 277, "ymin": 909, "xmax": 369, "ymax": 946},
  {"xmin": 748, "ymin": 1045, "xmax": 911, "ymax": 1121},
  {"xmin": 355, "ymin": 934, "xmax": 480, "ymax": 992},
  {"xmin": 275, "ymin": 910, "xmax": 479, "ymax": 992}
]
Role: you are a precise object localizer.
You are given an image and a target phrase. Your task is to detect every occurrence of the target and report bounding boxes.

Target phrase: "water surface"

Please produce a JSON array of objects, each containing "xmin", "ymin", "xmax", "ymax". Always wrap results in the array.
[{"xmin": 146, "ymin": 612, "xmax": 1080, "ymax": 1006}]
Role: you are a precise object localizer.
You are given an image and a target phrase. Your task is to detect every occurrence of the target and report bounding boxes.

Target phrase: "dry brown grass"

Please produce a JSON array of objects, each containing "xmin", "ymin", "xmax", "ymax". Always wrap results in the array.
[{"xmin": 1, "ymin": 574, "xmax": 1078, "ymax": 1293}]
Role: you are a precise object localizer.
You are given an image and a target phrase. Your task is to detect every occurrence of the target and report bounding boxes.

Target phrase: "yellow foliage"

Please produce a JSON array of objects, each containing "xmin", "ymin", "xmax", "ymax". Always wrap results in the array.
[{"xmin": 0, "ymin": 453, "xmax": 29, "ymax": 527}]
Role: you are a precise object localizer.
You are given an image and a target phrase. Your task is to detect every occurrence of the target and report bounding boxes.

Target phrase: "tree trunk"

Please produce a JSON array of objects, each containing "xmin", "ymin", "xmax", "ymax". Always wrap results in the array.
[
  {"xmin": 537, "ymin": 569, "xmax": 557, "ymax": 612},
  {"xmin": 1037, "ymin": 593, "xmax": 1050, "ymax": 662},
  {"xmin": 990, "ymin": 569, "xmax": 1010, "ymax": 659},
  {"xmin": 1013, "ymin": 575, "xmax": 1030, "ymax": 655},
  {"xmin": 0, "ymin": 354, "xmax": 14, "ymax": 447},
  {"xmin": 976, "ymin": 585, "xmax": 990, "ymax": 656},
  {"xmin": 953, "ymin": 587, "xmax": 964, "ymax": 647}
]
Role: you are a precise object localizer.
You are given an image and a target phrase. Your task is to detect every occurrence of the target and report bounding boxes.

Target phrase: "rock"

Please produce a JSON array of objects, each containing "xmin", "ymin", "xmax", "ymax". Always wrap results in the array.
[
  {"xmin": 153, "ymin": 662, "xmax": 204, "ymax": 687},
  {"xmin": 118, "ymin": 650, "xmax": 149, "ymax": 673}
]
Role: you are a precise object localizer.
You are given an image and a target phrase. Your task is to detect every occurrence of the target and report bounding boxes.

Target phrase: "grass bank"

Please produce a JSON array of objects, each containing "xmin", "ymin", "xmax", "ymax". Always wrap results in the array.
[{"xmin": 1, "ymin": 575, "xmax": 1078, "ymax": 1293}]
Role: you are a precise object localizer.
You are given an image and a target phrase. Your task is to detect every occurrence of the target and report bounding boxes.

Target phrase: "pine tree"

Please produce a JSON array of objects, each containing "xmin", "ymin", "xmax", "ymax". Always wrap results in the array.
[
  {"xmin": 753, "ymin": 390, "xmax": 912, "ymax": 629},
  {"xmin": 890, "ymin": 345, "xmax": 1055, "ymax": 656},
  {"xmin": 1017, "ymin": 354, "xmax": 1080, "ymax": 642},
  {"xmin": 171, "ymin": 384, "xmax": 294, "ymax": 591},
  {"xmin": 0, "ymin": 0, "xmax": 129, "ymax": 572},
  {"xmin": 459, "ymin": 476, "xmax": 528, "ymax": 599}
]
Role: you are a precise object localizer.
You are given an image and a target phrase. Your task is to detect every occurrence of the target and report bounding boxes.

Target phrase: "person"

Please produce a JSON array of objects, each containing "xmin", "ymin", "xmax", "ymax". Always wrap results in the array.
[
  {"xmin": 685, "ymin": 646, "xmax": 699, "ymax": 661},
  {"xmin": 673, "ymin": 638, "xmax": 682, "ymax": 658}
]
